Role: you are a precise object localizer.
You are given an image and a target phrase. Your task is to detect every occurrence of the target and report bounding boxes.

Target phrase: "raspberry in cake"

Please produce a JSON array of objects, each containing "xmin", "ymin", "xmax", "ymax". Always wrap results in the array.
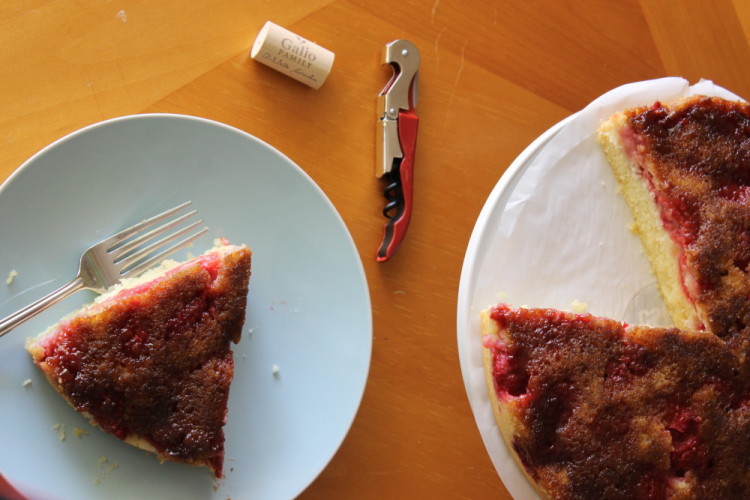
[
  {"xmin": 598, "ymin": 95, "xmax": 750, "ymax": 347},
  {"xmin": 25, "ymin": 241, "xmax": 251, "ymax": 478},
  {"xmin": 482, "ymin": 304, "xmax": 750, "ymax": 500}
]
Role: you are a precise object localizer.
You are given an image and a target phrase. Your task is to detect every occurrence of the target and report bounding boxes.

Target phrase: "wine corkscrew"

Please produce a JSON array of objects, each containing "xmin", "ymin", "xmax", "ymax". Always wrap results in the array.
[{"xmin": 375, "ymin": 39, "xmax": 420, "ymax": 262}]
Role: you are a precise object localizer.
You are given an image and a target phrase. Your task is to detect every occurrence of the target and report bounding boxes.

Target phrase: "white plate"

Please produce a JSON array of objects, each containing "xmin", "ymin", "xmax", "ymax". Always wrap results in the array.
[
  {"xmin": 0, "ymin": 114, "xmax": 372, "ymax": 500},
  {"xmin": 456, "ymin": 78, "xmax": 744, "ymax": 498}
]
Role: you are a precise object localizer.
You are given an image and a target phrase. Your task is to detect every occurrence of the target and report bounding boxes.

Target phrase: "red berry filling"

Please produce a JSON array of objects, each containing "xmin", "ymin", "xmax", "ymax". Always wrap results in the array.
[
  {"xmin": 665, "ymin": 406, "xmax": 710, "ymax": 477},
  {"xmin": 619, "ymin": 127, "xmax": 701, "ymax": 310},
  {"xmin": 37, "ymin": 254, "xmax": 231, "ymax": 466},
  {"xmin": 621, "ymin": 98, "xmax": 750, "ymax": 334},
  {"xmin": 530, "ymin": 380, "xmax": 577, "ymax": 461},
  {"xmin": 604, "ymin": 342, "xmax": 650, "ymax": 384},
  {"xmin": 491, "ymin": 342, "xmax": 530, "ymax": 399},
  {"xmin": 110, "ymin": 252, "xmax": 222, "ymax": 302},
  {"xmin": 719, "ymin": 183, "xmax": 750, "ymax": 203},
  {"xmin": 511, "ymin": 439, "xmax": 539, "ymax": 481}
]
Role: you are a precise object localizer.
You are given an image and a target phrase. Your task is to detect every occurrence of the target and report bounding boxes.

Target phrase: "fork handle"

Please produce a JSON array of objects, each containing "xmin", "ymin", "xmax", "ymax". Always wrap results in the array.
[{"xmin": 0, "ymin": 277, "xmax": 85, "ymax": 339}]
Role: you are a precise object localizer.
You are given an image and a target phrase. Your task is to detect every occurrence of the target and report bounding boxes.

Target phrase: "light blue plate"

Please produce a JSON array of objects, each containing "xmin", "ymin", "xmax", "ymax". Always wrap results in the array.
[{"xmin": 0, "ymin": 114, "xmax": 372, "ymax": 500}]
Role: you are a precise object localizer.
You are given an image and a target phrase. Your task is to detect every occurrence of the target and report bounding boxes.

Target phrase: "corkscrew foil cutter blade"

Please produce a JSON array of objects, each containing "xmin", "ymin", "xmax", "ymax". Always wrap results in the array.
[{"xmin": 375, "ymin": 39, "xmax": 420, "ymax": 262}]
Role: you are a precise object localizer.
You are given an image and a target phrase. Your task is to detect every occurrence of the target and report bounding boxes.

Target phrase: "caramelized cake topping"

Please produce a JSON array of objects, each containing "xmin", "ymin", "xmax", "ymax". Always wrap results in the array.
[
  {"xmin": 28, "ymin": 244, "xmax": 251, "ymax": 477},
  {"xmin": 618, "ymin": 96, "xmax": 750, "ymax": 341},
  {"xmin": 484, "ymin": 305, "xmax": 750, "ymax": 500}
]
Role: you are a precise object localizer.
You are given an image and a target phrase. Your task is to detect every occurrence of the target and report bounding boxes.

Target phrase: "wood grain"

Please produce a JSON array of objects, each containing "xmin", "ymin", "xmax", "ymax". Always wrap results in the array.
[{"xmin": 3, "ymin": 1, "xmax": 750, "ymax": 498}]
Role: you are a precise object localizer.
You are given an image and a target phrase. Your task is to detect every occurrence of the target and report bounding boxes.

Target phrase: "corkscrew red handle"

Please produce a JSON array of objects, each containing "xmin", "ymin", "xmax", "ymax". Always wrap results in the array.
[{"xmin": 377, "ymin": 110, "xmax": 418, "ymax": 262}]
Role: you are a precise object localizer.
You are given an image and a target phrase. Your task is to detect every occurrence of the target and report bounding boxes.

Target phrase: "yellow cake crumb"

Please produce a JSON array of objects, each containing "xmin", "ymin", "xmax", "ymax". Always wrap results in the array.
[
  {"xmin": 6, "ymin": 269, "xmax": 17, "ymax": 285},
  {"xmin": 571, "ymin": 299, "xmax": 588, "ymax": 313},
  {"xmin": 73, "ymin": 427, "xmax": 88, "ymax": 438},
  {"xmin": 52, "ymin": 423, "xmax": 66, "ymax": 441},
  {"xmin": 94, "ymin": 456, "xmax": 119, "ymax": 484},
  {"xmin": 22, "ymin": 378, "xmax": 32, "ymax": 388}
]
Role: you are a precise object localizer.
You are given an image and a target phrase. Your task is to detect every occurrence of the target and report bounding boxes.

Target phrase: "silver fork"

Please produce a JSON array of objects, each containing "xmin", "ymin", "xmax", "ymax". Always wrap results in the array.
[{"xmin": 0, "ymin": 201, "xmax": 208, "ymax": 338}]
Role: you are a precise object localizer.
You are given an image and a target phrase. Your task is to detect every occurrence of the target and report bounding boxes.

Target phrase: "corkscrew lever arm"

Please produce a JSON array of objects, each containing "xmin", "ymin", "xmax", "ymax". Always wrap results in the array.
[{"xmin": 375, "ymin": 39, "xmax": 420, "ymax": 263}]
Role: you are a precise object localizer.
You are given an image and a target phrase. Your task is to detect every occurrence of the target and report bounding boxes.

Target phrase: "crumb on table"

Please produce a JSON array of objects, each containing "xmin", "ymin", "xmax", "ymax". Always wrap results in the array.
[{"xmin": 6, "ymin": 269, "xmax": 17, "ymax": 285}]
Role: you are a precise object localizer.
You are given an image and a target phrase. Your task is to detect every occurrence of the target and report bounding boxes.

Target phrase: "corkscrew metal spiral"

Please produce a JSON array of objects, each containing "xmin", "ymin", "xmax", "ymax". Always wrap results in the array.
[{"xmin": 382, "ymin": 173, "xmax": 402, "ymax": 219}]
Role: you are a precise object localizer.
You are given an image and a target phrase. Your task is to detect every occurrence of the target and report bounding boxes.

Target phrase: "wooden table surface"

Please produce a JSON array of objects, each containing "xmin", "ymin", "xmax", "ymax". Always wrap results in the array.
[{"xmin": 3, "ymin": 1, "xmax": 750, "ymax": 499}]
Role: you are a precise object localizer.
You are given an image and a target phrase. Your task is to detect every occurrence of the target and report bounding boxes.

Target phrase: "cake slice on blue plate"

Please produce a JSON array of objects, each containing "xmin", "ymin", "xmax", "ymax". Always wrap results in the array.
[{"xmin": 26, "ymin": 239, "xmax": 251, "ymax": 478}]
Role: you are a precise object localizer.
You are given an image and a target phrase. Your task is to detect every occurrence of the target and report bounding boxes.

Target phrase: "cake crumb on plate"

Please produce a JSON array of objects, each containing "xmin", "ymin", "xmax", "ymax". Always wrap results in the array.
[{"xmin": 52, "ymin": 423, "xmax": 66, "ymax": 441}]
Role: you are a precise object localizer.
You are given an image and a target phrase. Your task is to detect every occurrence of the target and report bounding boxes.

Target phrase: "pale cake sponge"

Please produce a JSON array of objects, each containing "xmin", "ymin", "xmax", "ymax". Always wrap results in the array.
[
  {"xmin": 598, "ymin": 110, "xmax": 700, "ymax": 330},
  {"xmin": 26, "ymin": 239, "xmax": 251, "ymax": 477}
]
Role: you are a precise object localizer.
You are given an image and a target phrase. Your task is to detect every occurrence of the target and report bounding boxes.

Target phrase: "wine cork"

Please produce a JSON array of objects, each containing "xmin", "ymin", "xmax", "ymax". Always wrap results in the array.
[{"xmin": 250, "ymin": 21, "xmax": 335, "ymax": 89}]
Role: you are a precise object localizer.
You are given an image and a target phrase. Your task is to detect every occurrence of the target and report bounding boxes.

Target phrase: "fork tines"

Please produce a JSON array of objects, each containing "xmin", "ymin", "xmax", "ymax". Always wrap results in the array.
[{"xmin": 107, "ymin": 201, "xmax": 209, "ymax": 279}]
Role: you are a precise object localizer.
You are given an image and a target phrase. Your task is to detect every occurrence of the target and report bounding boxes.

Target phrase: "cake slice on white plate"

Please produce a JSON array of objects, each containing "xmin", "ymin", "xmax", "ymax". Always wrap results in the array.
[
  {"xmin": 598, "ymin": 95, "xmax": 750, "ymax": 341},
  {"xmin": 482, "ymin": 303, "xmax": 747, "ymax": 499}
]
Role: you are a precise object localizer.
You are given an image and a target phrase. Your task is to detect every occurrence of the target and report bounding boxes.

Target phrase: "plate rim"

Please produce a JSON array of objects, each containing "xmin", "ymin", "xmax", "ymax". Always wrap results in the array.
[{"xmin": 455, "ymin": 113, "xmax": 574, "ymax": 499}]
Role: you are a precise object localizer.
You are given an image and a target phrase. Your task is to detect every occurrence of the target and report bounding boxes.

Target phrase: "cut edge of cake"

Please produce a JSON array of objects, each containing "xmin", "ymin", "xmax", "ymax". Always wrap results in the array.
[{"xmin": 597, "ymin": 109, "xmax": 700, "ymax": 330}]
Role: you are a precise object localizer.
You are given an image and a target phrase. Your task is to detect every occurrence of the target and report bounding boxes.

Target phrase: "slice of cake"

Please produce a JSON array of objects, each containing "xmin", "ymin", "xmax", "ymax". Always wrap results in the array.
[
  {"xmin": 598, "ymin": 95, "xmax": 750, "ymax": 344},
  {"xmin": 25, "ymin": 240, "xmax": 251, "ymax": 478},
  {"xmin": 482, "ymin": 304, "xmax": 750, "ymax": 499}
]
